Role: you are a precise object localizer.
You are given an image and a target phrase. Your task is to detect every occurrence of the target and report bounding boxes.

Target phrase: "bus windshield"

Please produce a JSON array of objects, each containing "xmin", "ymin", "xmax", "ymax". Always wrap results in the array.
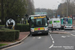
[{"xmin": 31, "ymin": 18, "xmax": 47, "ymax": 28}]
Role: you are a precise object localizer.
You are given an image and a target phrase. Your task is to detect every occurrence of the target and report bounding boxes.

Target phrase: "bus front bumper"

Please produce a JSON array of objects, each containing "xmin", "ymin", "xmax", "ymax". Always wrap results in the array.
[{"xmin": 31, "ymin": 30, "xmax": 48, "ymax": 35}]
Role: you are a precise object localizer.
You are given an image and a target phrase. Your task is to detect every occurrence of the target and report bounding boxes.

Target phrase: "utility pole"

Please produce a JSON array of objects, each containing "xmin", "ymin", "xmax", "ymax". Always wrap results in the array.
[
  {"xmin": 67, "ymin": 0, "xmax": 68, "ymax": 17},
  {"xmin": 1, "ymin": 0, "xmax": 4, "ymax": 24}
]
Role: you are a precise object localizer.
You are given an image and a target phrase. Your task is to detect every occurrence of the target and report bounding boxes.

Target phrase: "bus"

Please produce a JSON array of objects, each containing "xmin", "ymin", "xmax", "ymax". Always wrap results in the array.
[
  {"xmin": 28, "ymin": 15, "xmax": 49, "ymax": 35},
  {"xmin": 61, "ymin": 17, "xmax": 72, "ymax": 29}
]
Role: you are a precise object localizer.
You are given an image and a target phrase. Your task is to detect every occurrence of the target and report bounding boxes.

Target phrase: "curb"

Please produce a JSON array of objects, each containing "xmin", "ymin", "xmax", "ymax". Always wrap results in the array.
[{"xmin": 0, "ymin": 33, "xmax": 30, "ymax": 49}]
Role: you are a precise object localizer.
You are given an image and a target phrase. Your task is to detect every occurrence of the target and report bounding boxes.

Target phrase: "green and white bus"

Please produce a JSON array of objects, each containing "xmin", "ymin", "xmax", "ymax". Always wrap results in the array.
[
  {"xmin": 28, "ymin": 15, "xmax": 49, "ymax": 35},
  {"xmin": 61, "ymin": 17, "xmax": 72, "ymax": 29}
]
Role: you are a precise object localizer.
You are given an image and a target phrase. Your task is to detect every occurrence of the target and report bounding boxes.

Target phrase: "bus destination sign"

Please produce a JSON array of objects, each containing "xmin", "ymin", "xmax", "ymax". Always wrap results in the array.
[{"xmin": 31, "ymin": 16, "xmax": 46, "ymax": 19}]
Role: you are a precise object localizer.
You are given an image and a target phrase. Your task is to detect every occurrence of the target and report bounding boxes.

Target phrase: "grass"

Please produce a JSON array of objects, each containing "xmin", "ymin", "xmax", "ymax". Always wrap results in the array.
[
  {"xmin": 0, "ymin": 44, "xmax": 7, "ymax": 47},
  {"xmin": 0, "ymin": 25, "xmax": 5, "ymax": 26}
]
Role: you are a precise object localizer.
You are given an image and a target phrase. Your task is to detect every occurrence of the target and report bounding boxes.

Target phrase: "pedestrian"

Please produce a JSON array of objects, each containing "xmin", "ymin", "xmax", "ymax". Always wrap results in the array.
[{"xmin": 51, "ymin": 27, "xmax": 53, "ymax": 32}]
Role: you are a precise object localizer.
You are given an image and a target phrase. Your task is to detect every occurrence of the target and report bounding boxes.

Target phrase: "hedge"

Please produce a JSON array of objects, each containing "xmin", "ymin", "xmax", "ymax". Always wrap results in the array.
[
  {"xmin": 0, "ymin": 28, "xmax": 19, "ymax": 41},
  {"xmin": 0, "ymin": 25, "xmax": 5, "ymax": 29},
  {"xmin": 15, "ymin": 24, "xmax": 30, "ymax": 32}
]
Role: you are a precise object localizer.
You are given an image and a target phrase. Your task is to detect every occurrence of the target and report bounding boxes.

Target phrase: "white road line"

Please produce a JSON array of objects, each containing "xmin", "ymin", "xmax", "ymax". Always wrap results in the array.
[
  {"xmin": 37, "ymin": 37, "xmax": 41, "ymax": 39},
  {"xmin": 53, "ymin": 41, "xmax": 55, "ymax": 44},
  {"xmin": 61, "ymin": 36, "xmax": 66, "ymax": 38},
  {"xmin": 49, "ymin": 44, "xmax": 54, "ymax": 48},
  {"xmin": 71, "ymin": 34, "xmax": 75, "ymax": 36},
  {"xmin": 51, "ymin": 37, "xmax": 53, "ymax": 41},
  {"xmin": 50, "ymin": 34, "xmax": 54, "ymax": 41},
  {"xmin": 49, "ymin": 34, "xmax": 55, "ymax": 49}
]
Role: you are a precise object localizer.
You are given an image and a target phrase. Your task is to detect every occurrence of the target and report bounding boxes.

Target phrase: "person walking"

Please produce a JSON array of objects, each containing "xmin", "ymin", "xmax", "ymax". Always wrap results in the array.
[{"xmin": 51, "ymin": 27, "xmax": 53, "ymax": 32}]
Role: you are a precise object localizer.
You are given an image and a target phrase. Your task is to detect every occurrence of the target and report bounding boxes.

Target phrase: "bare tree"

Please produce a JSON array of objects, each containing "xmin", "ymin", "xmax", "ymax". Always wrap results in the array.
[{"xmin": 26, "ymin": 0, "xmax": 34, "ymax": 15}]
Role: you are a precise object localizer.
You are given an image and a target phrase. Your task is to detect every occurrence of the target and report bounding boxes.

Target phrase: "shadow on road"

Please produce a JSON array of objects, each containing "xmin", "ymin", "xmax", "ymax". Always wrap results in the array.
[{"xmin": 31, "ymin": 34, "xmax": 48, "ymax": 37}]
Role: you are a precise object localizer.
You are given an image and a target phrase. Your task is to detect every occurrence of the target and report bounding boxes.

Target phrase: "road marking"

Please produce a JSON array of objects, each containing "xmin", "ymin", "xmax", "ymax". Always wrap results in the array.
[
  {"xmin": 49, "ymin": 44, "xmax": 54, "ymax": 48},
  {"xmin": 49, "ymin": 34, "xmax": 55, "ymax": 49},
  {"xmin": 71, "ymin": 34, "xmax": 75, "ymax": 36},
  {"xmin": 37, "ymin": 37, "xmax": 41, "ymax": 39},
  {"xmin": 61, "ymin": 36, "xmax": 66, "ymax": 38},
  {"xmin": 53, "ymin": 41, "xmax": 55, "ymax": 44},
  {"xmin": 50, "ymin": 34, "xmax": 54, "ymax": 41}
]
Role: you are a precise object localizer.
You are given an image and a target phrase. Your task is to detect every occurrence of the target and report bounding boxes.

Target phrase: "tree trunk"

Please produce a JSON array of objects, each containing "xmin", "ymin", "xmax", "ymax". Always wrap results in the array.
[{"xmin": 1, "ymin": 0, "xmax": 4, "ymax": 25}]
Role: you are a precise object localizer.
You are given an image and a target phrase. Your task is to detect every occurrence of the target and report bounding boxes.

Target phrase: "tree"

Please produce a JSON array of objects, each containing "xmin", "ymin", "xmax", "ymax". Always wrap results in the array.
[
  {"xmin": 0, "ymin": 0, "xmax": 27, "ymax": 24},
  {"xmin": 26, "ymin": 0, "xmax": 34, "ymax": 15}
]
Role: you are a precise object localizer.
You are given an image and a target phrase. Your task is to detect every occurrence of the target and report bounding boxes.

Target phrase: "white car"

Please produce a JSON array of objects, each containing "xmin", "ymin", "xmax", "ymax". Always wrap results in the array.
[{"xmin": 64, "ymin": 24, "xmax": 73, "ymax": 30}]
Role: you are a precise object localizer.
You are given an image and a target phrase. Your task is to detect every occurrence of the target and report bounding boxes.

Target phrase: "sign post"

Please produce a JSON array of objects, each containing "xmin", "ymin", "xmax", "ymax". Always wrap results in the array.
[
  {"xmin": 6, "ymin": 18, "xmax": 15, "ymax": 29},
  {"xmin": 57, "ymin": 15, "xmax": 60, "ymax": 18}
]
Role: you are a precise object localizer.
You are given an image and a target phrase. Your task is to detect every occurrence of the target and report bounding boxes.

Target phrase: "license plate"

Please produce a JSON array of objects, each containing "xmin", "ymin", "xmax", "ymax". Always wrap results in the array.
[{"xmin": 38, "ymin": 32, "xmax": 42, "ymax": 34}]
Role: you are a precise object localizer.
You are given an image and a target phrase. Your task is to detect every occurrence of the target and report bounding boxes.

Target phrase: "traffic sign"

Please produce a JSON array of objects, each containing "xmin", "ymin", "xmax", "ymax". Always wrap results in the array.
[{"xmin": 57, "ymin": 15, "xmax": 60, "ymax": 18}]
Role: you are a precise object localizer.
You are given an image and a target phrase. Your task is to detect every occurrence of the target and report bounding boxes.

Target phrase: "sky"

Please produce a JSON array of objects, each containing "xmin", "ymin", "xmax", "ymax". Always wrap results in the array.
[{"xmin": 33, "ymin": 0, "xmax": 62, "ymax": 10}]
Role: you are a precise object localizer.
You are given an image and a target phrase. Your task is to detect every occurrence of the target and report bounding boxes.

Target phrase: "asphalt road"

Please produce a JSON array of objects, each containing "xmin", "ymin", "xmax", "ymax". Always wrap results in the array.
[{"xmin": 2, "ymin": 30, "xmax": 75, "ymax": 50}]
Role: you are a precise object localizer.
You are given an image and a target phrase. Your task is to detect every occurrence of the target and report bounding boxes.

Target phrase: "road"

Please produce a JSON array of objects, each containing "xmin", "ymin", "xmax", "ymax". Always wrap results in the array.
[{"xmin": 2, "ymin": 30, "xmax": 75, "ymax": 50}]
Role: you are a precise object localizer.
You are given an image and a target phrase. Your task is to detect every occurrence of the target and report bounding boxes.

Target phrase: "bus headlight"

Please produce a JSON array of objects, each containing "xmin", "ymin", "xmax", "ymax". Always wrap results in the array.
[
  {"xmin": 45, "ymin": 28, "xmax": 48, "ymax": 31},
  {"xmin": 31, "ymin": 29, "xmax": 34, "ymax": 32}
]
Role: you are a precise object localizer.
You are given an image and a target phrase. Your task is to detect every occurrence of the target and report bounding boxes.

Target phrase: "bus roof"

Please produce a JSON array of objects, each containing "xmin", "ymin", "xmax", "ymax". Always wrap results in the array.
[{"xmin": 29, "ymin": 14, "xmax": 47, "ymax": 17}]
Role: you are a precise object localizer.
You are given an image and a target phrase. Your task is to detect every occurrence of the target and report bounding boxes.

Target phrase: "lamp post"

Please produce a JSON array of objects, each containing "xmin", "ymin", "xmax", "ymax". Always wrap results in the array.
[{"xmin": 67, "ymin": 0, "xmax": 68, "ymax": 17}]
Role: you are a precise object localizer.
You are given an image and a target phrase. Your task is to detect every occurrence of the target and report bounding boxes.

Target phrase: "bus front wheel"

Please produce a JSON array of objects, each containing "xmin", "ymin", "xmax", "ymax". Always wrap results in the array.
[{"xmin": 45, "ymin": 32, "xmax": 48, "ymax": 35}]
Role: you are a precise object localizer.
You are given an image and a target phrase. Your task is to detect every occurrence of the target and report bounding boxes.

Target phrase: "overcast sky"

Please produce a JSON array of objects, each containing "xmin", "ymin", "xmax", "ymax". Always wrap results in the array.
[{"xmin": 33, "ymin": 0, "xmax": 62, "ymax": 10}]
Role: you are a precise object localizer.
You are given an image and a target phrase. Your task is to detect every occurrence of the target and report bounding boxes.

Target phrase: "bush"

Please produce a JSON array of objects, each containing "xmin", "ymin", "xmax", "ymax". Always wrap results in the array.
[
  {"xmin": 0, "ymin": 25, "xmax": 5, "ymax": 29},
  {"xmin": 15, "ymin": 24, "xmax": 30, "ymax": 32},
  {"xmin": 0, "ymin": 28, "xmax": 19, "ymax": 41}
]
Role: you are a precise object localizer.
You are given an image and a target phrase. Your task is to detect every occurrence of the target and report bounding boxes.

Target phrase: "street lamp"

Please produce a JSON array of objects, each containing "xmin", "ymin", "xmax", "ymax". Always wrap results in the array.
[{"xmin": 67, "ymin": 0, "xmax": 68, "ymax": 17}]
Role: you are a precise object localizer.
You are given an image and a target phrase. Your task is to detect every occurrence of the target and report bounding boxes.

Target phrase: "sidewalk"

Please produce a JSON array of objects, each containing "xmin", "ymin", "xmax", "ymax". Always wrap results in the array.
[
  {"xmin": 0, "ymin": 32, "xmax": 30, "ymax": 49},
  {"xmin": 73, "ymin": 27, "xmax": 75, "ymax": 30}
]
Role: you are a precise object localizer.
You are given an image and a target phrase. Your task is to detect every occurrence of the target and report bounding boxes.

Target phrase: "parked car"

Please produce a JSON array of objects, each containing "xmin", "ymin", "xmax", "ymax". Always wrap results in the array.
[{"xmin": 64, "ymin": 24, "xmax": 73, "ymax": 30}]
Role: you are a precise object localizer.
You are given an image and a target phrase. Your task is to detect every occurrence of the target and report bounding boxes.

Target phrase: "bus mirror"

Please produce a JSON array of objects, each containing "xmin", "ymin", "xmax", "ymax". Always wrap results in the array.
[
  {"xmin": 28, "ymin": 17, "xmax": 30, "ymax": 23},
  {"xmin": 47, "ymin": 17, "xmax": 49, "ymax": 20}
]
